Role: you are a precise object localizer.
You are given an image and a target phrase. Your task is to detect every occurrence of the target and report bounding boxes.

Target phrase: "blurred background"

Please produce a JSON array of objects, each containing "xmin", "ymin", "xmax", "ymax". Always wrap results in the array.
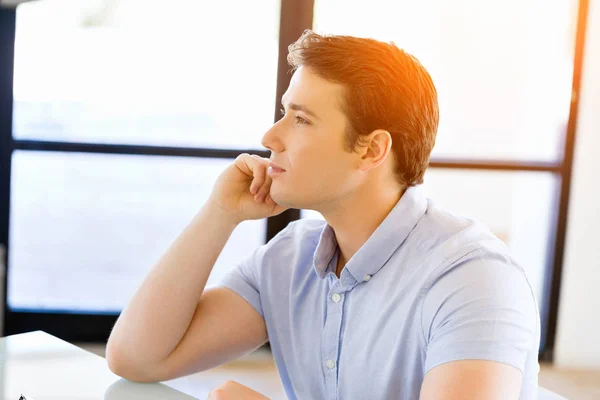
[{"xmin": 0, "ymin": 0, "xmax": 598, "ymax": 398}]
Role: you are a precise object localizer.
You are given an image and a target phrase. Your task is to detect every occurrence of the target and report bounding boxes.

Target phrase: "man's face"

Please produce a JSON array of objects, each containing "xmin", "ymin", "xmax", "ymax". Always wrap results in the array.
[{"xmin": 261, "ymin": 66, "xmax": 362, "ymax": 211}]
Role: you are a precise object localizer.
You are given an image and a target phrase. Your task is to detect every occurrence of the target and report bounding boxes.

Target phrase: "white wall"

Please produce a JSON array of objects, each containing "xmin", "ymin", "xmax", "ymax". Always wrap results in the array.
[{"xmin": 554, "ymin": 0, "xmax": 600, "ymax": 369}]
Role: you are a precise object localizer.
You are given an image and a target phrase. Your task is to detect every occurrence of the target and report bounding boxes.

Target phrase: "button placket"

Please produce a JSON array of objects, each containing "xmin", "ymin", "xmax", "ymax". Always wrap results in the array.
[{"xmin": 322, "ymin": 282, "xmax": 345, "ymax": 398}]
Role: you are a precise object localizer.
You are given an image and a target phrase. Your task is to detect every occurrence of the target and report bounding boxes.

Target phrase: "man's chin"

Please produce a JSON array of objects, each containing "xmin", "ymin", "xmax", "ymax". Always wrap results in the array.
[
  {"xmin": 271, "ymin": 195, "xmax": 294, "ymax": 209},
  {"xmin": 270, "ymin": 191, "xmax": 300, "ymax": 210}
]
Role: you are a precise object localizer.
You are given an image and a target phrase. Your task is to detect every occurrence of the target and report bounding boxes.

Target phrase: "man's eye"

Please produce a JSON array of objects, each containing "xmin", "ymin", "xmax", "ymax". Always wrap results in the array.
[
  {"xmin": 281, "ymin": 108, "xmax": 309, "ymax": 125},
  {"xmin": 295, "ymin": 116, "xmax": 309, "ymax": 125}
]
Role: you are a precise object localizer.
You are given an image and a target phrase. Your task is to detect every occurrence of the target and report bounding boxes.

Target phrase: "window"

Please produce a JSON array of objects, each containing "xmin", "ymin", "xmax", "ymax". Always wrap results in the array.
[
  {"xmin": 13, "ymin": 0, "xmax": 280, "ymax": 149},
  {"xmin": 8, "ymin": 151, "xmax": 265, "ymax": 313},
  {"xmin": 0, "ymin": 0, "xmax": 587, "ymax": 359},
  {"xmin": 3, "ymin": 0, "xmax": 281, "ymax": 330},
  {"xmin": 313, "ymin": 0, "xmax": 577, "ymax": 161}
]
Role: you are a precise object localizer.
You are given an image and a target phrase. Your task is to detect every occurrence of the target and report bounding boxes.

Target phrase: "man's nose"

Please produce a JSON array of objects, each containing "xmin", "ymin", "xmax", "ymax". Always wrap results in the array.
[{"xmin": 261, "ymin": 120, "xmax": 284, "ymax": 153}]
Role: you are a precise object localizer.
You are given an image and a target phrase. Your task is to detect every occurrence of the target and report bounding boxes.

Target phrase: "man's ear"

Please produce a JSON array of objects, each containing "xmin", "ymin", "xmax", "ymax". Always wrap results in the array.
[{"xmin": 358, "ymin": 129, "xmax": 393, "ymax": 171}]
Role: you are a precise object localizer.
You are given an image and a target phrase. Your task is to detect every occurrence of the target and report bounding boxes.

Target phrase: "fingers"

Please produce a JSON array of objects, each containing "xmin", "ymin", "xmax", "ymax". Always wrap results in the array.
[
  {"xmin": 248, "ymin": 155, "xmax": 266, "ymax": 195},
  {"xmin": 255, "ymin": 175, "xmax": 272, "ymax": 202},
  {"xmin": 251, "ymin": 156, "xmax": 275, "ymax": 204},
  {"xmin": 236, "ymin": 154, "xmax": 273, "ymax": 204}
]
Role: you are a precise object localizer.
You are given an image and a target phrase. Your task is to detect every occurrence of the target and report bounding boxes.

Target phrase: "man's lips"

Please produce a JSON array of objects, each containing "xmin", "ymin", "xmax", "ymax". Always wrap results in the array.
[{"xmin": 268, "ymin": 162, "xmax": 286, "ymax": 173}]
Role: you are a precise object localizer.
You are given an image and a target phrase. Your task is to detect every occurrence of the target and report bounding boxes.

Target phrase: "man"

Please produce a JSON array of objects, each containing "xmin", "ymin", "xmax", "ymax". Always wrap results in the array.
[{"xmin": 106, "ymin": 30, "xmax": 540, "ymax": 399}]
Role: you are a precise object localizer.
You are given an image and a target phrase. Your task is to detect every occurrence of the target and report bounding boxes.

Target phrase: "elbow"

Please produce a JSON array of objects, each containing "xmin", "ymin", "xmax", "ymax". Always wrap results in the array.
[
  {"xmin": 105, "ymin": 342, "xmax": 159, "ymax": 383},
  {"xmin": 105, "ymin": 342, "xmax": 134, "ymax": 380}
]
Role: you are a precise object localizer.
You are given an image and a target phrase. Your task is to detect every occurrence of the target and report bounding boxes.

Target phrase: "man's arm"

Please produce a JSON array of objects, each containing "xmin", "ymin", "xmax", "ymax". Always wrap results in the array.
[
  {"xmin": 420, "ymin": 360, "xmax": 522, "ymax": 399},
  {"xmin": 106, "ymin": 154, "xmax": 288, "ymax": 382},
  {"xmin": 106, "ymin": 202, "xmax": 268, "ymax": 382}
]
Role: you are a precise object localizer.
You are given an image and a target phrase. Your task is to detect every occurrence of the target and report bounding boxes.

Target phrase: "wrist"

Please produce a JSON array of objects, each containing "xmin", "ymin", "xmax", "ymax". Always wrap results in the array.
[{"xmin": 203, "ymin": 199, "xmax": 241, "ymax": 228}]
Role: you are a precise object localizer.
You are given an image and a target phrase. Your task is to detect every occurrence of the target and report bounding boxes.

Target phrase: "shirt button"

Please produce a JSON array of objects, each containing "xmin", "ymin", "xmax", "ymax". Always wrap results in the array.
[
  {"xmin": 331, "ymin": 293, "xmax": 342, "ymax": 303},
  {"xmin": 363, "ymin": 274, "xmax": 372, "ymax": 282},
  {"xmin": 326, "ymin": 359, "xmax": 336, "ymax": 369}
]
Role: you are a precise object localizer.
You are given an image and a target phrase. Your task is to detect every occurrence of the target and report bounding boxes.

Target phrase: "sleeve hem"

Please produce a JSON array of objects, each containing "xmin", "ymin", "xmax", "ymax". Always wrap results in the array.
[{"xmin": 424, "ymin": 348, "xmax": 526, "ymax": 376}]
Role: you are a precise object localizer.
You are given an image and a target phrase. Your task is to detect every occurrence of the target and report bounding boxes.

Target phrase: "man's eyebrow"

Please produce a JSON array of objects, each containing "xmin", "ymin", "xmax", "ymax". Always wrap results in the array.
[{"xmin": 281, "ymin": 98, "xmax": 321, "ymax": 121}]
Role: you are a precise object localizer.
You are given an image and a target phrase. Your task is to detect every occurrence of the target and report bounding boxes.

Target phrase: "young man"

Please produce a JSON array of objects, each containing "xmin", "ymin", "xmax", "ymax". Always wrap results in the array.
[{"xmin": 106, "ymin": 30, "xmax": 540, "ymax": 399}]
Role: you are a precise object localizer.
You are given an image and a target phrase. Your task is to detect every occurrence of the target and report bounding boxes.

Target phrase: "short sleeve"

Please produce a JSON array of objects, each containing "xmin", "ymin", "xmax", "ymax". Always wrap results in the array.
[
  {"xmin": 213, "ymin": 219, "xmax": 308, "ymax": 320},
  {"xmin": 421, "ymin": 251, "xmax": 540, "ymax": 375},
  {"xmin": 215, "ymin": 245, "xmax": 265, "ymax": 318}
]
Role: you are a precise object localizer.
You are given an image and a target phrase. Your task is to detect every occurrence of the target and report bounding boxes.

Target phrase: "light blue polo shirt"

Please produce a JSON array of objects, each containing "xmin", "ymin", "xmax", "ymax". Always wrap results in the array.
[{"xmin": 217, "ymin": 185, "xmax": 540, "ymax": 399}]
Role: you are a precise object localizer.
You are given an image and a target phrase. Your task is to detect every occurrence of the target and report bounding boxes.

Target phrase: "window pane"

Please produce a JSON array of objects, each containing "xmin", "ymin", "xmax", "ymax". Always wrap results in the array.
[
  {"xmin": 13, "ymin": 0, "xmax": 280, "ymax": 149},
  {"xmin": 8, "ymin": 151, "xmax": 266, "ymax": 313},
  {"xmin": 313, "ymin": 0, "xmax": 576, "ymax": 161},
  {"xmin": 300, "ymin": 170, "xmax": 557, "ymax": 312}
]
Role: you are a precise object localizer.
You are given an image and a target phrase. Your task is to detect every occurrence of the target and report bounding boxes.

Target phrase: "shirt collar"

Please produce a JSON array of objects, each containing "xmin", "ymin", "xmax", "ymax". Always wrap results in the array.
[{"xmin": 312, "ymin": 185, "xmax": 428, "ymax": 280}]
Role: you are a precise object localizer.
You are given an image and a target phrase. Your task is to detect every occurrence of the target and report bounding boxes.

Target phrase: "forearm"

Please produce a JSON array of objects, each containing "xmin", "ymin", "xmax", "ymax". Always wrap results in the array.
[{"xmin": 106, "ymin": 201, "xmax": 238, "ymax": 370}]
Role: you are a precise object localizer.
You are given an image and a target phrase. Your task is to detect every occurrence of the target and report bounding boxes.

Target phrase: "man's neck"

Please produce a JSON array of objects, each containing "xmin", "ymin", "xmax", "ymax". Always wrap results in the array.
[{"xmin": 320, "ymin": 184, "xmax": 405, "ymax": 278}]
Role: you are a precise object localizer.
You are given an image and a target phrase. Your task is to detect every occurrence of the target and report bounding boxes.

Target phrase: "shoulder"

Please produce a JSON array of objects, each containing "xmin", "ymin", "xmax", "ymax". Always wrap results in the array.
[
  {"xmin": 415, "ymin": 199, "xmax": 499, "ymax": 255},
  {"xmin": 419, "ymin": 233, "xmax": 540, "ymax": 356},
  {"xmin": 419, "ymin": 246, "xmax": 540, "ymax": 374},
  {"xmin": 412, "ymin": 199, "xmax": 516, "ymax": 278},
  {"xmin": 413, "ymin": 199, "xmax": 539, "ymax": 333}
]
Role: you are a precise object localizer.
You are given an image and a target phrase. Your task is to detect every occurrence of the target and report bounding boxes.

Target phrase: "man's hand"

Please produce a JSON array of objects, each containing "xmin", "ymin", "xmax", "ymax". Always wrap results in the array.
[
  {"xmin": 207, "ymin": 380, "xmax": 270, "ymax": 400},
  {"xmin": 209, "ymin": 154, "xmax": 289, "ymax": 224}
]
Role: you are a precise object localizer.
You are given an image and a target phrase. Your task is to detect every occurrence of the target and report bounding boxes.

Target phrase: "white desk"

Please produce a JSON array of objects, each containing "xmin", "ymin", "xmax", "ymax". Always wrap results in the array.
[
  {"xmin": 0, "ymin": 330, "xmax": 198, "ymax": 400},
  {"xmin": 1, "ymin": 330, "xmax": 567, "ymax": 400}
]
